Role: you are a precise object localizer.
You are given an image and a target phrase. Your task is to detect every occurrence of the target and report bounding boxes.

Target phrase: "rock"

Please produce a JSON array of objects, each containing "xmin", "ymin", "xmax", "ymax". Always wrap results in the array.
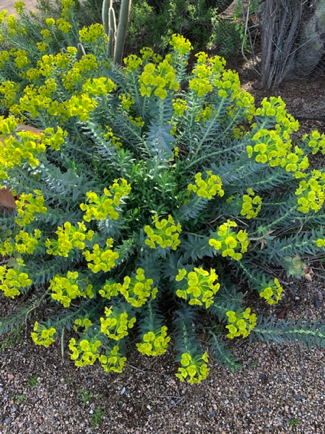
[
  {"xmin": 287, "ymin": 0, "xmax": 325, "ymax": 77},
  {"xmin": 314, "ymin": 298, "xmax": 322, "ymax": 308}
]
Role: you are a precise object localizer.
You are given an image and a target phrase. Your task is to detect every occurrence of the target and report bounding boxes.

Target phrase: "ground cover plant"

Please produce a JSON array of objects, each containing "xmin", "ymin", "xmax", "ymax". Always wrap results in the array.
[{"xmin": 0, "ymin": 1, "xmax": 325, "ymax": 385}]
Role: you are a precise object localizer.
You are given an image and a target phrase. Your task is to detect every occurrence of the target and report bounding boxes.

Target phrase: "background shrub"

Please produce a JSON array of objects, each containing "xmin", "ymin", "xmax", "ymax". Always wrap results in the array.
[{"xmin": 35, "ymin": 0, "xmax": 246, "ymax": 56}]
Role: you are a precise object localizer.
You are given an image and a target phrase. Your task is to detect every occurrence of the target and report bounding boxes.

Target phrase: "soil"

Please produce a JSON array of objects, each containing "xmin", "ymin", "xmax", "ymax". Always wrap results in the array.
[
  {"xmin": 1, "ymin": 2, "xmax": 325, "ymax": 434},
  {"xmin": 2, "ymin": 1, "xmax": 39, "ymax": 15}
]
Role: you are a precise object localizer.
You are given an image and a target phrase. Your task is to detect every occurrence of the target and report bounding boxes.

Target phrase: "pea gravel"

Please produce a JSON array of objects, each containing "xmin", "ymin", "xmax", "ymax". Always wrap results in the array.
[{"xmin": 0, "ymin": 275, "xmax": 324, "ymax": 434}]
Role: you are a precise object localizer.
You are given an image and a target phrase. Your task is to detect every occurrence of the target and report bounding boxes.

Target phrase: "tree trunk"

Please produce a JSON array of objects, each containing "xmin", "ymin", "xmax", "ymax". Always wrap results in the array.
[{"xmin": 259, "ymin": 0, "xmax": 304, "ymax": 89}]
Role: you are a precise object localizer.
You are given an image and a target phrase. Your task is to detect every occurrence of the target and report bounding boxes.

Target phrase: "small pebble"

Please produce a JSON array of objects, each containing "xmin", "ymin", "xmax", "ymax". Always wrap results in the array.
[{"xmin": 314, "ymin": 298, "xmax": 322, "ymax": 308}]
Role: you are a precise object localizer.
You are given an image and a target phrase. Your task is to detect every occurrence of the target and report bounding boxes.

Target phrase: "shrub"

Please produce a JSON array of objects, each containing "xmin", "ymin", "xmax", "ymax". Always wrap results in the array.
[
  {"xmin": 35, "ymin": 0, "xmax": 221, "ymax": 54},
  {"xmin": 1, "ymin": 1, "xmax": 325, "ymax": 384},
  {"xmin": 208, "ymin": 17, "xmax": 247, "ymax": 58}
]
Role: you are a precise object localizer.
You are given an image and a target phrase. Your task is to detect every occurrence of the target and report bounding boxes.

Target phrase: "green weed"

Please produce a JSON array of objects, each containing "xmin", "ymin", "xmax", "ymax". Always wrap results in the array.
[{"xmin": 92, "ymin": 406, "xmax": 104, "ymax": 426}]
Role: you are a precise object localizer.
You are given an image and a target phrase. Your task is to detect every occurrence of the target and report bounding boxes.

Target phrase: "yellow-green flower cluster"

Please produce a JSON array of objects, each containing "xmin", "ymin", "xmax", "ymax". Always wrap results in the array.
[
  {"xmin": 83, "ymin": 239, "xmax": 119, "ymax": 274},
  {"xmin": 119, "ymin": 93, "xmax": 135, "ymax": 110},
  {"xmin": 0, "ymin": 10, "xmax": 7, "ymax": 25},
  {"xmin": 226, "ymin": 308, "xmax": 257, "ymax": 339},
  {"xmin": 0, "ymin": 50, "xmax": 10, "ymax": 68},
  {"xmin": 214, "ymin": 63, "xmax": 254, "ymax": 118},
  {"xmin": 0, "ymin": 237, "xmax": 14, "ymax": 256},
  {"xmin": 0, "ymin": 260, "xmax": 32, "ymax": 298},
  {"xmin": 15, "ymin": 191, "xmax": 47, "ymax": 227},
  {"xmin": 46, "ymin": 221, "xmax": 94, "ymax": 257},
  {"xmin": 36, "ymin": 48, "xmax": 77, "ymax": 78},
  {"xmin": 195, "ymin": 104, "xmax": 214, "ymax": 122},
  {"xmin": 303, "ymin": 130, "xmax": 325, "ymax": 155},
  {"xmin": 36, "ymin": 42, "xmax": 49, "ymax": 53},
  {"xmin": 69, "ymin": 337, "xmax": 101, "ymax": 367},
  {"xmin": 176, "ymin": 352, "xmax": 209, "ymax": 384},
  {"xmin": 61, "ymin": 54, "xmax": 98, "ymax": 91},
  {"xmin": 56, "ymin": 18, "xmax": 72, "ymax": 34},
  {"xmin": 0, "ymin": 115, "xmax": 17, "ymax": 136},
  {"xmin": 138, "ymin": 58, "xmax": 180, "ymax": 99},
  {"xmin": 11, "ymin": 49, "xmax": 30, "ymax": 70},
  {"xmin": 40, "ymin": 28, "xmax": 52, "ymax": 41},
  {"xmin": 255, "ymin": 97, "xmax": 299, "ymax": 134},
  {"xmin": 60, "ymin": 0, "xmax": 75, "ymax": 19},
  {"xmin": 139, "ymin": 47, "xmax": 162, "ymax": 63},
  {"xmin": 0, "ymin": 81, "xmax": 20, "ymax": 110},
  {"xmin": 0, "ymin": 229, "xmax": 41, "ymax": 256},
  {"xmin": 247, "ymin": 129, "xmax": 309, "ymax": 173},
  {"xmin": 99, "ymin": 345, "xmax": 127, "ymax": 373},
  {"xmin": 41, "ymin": 127, "xmax": 67, "ymax": 151},
  {"xmin": 49, "ymin": 271, "xmax": 94, "ymax": 307},
  {"xmin": 295, "ymin": 170, "xmax": 325, "ymax": 213},
  {"xmin": 102, "ymin": 126, "xmax": 122, "ymax": 149},
  {"xmin": 79, "ymin": 23, "xmax": 108, "ymax": 44},
  {"xmin": 240, "ymin": 188, "xmax": 262, "ymax": 219},
  {"xmin": 3, "ymin": 14, "xmax": 26, "ymax": 38},
  {"xmin": 169, "ymin": 34, "xmax": 193, "ymax": 56},
  {"xmin": 0, "ymin": 129, "xmax": 45, "ymax": 170},
  {"xmin": 14, "ymin": 229, "xmax": 41, "ymax": 254},
  {"xmin": 64, "ymin": 94, "xmax": 97, "ymax": 121},
  {"xmin": 128, "ymin": 115, "xmax": 145, "ymax": 127},
  {"xmin": 45, "ymin": 18, "xmax": 55, "ymax": 27},
  {"xmin": 187, "ymin": 171, "xmax": 224, "ymax": 199},
  {"xmin": 31, "ymin": 322, "xmax": 56, "ymax": 348},
  {"xmin": 82, "ymin": 77, "xmax": 116, "ymax": 96},
  {"xmin": 80, "ymin": 179, "xmax": 131, "ymax": 222},
  {"xmin": 260, "ymin": 278, "xmax": 283, "ymax": 305},
  {"xmin": 124, "ymin": 54, "xmax": 143, "ymax": 72},
  {"xmin": 11, "ymin": 78, "xmax": 57, "ymax": 118},
  {"xmin": 73, "ymin": 317, "xmax": 92, "ymax": 332},
  {"xmin": 316, "ymin": 238, "xmax": 325, "ymax": 248},
  {"xmin": 172, "ymin": 98, "xmax": 188, "ymax": 116},
  {"xmin": 14, "ymin": 1, "xmax": 26, "ymax": 14},
  {"xmin": 189, "ymin": 74, "xmax": 212, "ymax": 98},
  {"xmin": 100, "ymin": 306, "xmax": 136, "ymax": 340},
  {"xmin": 144, "ymin": 214, "xmax": 181, "ymax": 250},
  {"xmin": 209, "ymin": 220, "xmax": 248, "ymax": 260},
  {"xmin": 175, "ymin": 267, "xmax": 220, "ymax": 308},
  {"xmin": 188, "ymin": 52, "xmax": 254, "ymax": 119},
  {"xmin": 98, "ymin": 280, "xmax": 119, "ymax": 299},
  {"xmin": 137, "ymin": 326, "xmax": 171, "ymax": 356},
  {"xmin": 102, "ymin": 268, "xmax": 158, "ymax": 307},
  {"xmin": 35, "ymin": 54, "xmax": 54, "ymax": 77}
]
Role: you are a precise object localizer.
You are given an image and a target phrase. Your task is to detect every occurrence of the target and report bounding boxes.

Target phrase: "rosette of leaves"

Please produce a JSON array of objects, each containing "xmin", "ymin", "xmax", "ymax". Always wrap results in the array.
[{"xmin": 1, "ymin": 4, "xmax": 325, "ymax": 384}]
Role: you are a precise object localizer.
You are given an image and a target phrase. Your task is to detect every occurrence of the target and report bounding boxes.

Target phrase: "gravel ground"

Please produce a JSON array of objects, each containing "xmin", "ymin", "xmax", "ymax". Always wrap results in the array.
[
  {"xmin": 1, "ymin": 2, "xmax": 325, "ymax": 433},
  {"xmin": 1, "ymin": 277, "xmax": 325, "ymax": 434}
]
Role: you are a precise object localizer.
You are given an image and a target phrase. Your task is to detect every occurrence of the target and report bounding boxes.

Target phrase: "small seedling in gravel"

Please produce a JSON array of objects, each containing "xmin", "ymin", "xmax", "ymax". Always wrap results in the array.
[
  {"xmin": 63, "ymin": 377, "xmax": 74, "ymax": 384},
  {"xmin": 79, "ymin": 388, "xmax": 92, "ymax": 404},
  {"xmin": 289, "ymin": 418, "xmax": 300, "ymax": 427},
  {"xmin": 251, "ymin": 360, "xmax": 258, "ymax": 368},
  {"xmin": 1, "ymin": 327, "xmax": 23, "ymax": 352},
  {"xmin": 27, "ymin": 376, "xmax": 39, "ymax": 387},
  {"xmin": 92, "ymin": 406, "xmax": 104, "ymax": 426},
  {"xmin": 13, "ymin": 394, "xmax": 27, "ymax": 404}
]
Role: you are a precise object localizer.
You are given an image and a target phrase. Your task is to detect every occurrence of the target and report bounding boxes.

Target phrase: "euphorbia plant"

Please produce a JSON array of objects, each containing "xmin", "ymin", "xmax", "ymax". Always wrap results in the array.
[{"xmin": 0, "ymin": 1, "xmax": 325, "ymax": 384}]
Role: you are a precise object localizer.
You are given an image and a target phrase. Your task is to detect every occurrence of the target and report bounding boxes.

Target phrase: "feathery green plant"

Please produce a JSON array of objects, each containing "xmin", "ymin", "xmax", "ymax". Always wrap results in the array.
[{"xmin": 0, "ymin": 1, "xmax": 325, "ymax": 384}]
